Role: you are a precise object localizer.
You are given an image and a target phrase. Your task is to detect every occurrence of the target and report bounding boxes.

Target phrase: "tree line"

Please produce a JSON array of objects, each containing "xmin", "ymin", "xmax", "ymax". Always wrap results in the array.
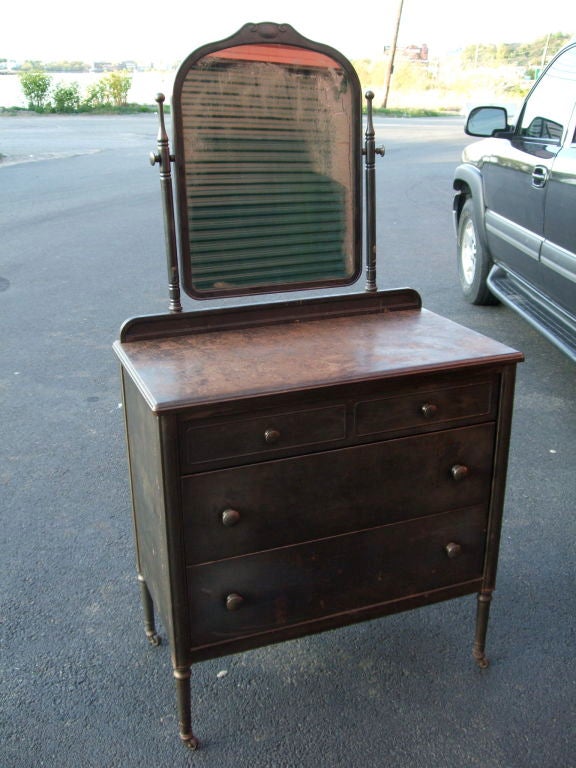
[
  {"xmin": 460, "ymin": 33, "xmax": 571, "ymax": 70},
  {"xmin": 18, "ymin": 71, "xmax": 135, "ymax": 113},
  {"xmin": 11, "ymin": 32, "xmax": 573, "ymax": 114}
]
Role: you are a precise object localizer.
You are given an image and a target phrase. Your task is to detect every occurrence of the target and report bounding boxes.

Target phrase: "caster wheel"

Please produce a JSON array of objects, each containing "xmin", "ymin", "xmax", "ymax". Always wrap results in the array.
[{"xmin": 182, "ymin": 735, "xmax": 199, "ymax": 750}]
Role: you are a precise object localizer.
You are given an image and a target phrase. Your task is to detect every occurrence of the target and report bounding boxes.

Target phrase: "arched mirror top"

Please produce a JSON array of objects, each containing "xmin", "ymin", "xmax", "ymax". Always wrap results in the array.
[{"xmin": 171, "ymin": 22, "xmax": 363, "ymax": 299}]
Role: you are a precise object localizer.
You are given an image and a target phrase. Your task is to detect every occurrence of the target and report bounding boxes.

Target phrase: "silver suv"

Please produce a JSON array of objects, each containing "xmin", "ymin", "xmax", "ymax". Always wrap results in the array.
[{"xmin": 453, "ymin": 42, "xmax": 576, "ymax": 361}]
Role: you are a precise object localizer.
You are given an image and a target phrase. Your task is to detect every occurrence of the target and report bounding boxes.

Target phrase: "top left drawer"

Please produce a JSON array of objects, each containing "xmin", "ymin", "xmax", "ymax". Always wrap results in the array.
[{"xmin": 180, "ymin": 404, "xmax": 346, "ymax": 470}]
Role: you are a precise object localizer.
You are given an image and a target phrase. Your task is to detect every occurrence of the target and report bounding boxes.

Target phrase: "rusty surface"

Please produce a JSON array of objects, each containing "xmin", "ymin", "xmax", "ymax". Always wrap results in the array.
[{"xmin": 114, "ymin": 308, "xmax": 522, "ymax": 412}]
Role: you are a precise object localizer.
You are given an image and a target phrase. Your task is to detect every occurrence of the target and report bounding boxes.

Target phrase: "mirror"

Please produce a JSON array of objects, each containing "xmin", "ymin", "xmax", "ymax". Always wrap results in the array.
[
  {"xmin": 465, "ymin": 106, "xmax": 509, "ymax": 137},
  {"xmin": 171, "ymin": 23, "xmax": 362, "ymax": 298}
]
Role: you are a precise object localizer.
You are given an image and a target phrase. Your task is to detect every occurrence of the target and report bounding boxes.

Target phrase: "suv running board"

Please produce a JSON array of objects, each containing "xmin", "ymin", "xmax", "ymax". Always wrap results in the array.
[{"xmin": 487, "ymin": 266, "xmax": 576, "ymax": 362}]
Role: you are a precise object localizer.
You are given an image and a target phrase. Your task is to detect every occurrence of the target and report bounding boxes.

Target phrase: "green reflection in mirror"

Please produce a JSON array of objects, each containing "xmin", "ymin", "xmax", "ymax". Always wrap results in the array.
[{"xmin": 175, "ymin": 42, "xmax": 360, "ymax": 297}]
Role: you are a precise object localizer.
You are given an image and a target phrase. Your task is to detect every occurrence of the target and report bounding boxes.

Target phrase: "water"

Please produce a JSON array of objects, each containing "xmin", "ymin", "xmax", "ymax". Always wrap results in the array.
[{"xmin": 0, "ymin": 70, "xmax": 176, "ymax": 108}]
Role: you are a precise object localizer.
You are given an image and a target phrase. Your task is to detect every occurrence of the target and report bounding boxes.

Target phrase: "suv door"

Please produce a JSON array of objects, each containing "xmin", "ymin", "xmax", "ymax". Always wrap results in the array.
[
  {"xmin": 517, "ymin": 45, "xmax": 576, "ymax": 316},
  {"xmin": 540, "ymin": 109, "xmax": 576, "ymax": 318},
  {"xmin": 481, "ymin": 44, "xmax": 576, "ymax": 299},
  {"xmin": 483, "ymin": 46, "xmax": 576, "ymax": 313}
]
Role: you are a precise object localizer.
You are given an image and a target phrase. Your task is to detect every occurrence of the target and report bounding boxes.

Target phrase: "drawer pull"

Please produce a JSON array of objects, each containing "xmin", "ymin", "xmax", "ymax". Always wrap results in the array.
[
  {"xmin": 420, "ymin": 402, "xmax": 438, "ymax": 418},
  {"xmin": 445, "ymin": 542, "xmax": 463, "ymax": 559},
  {"xmin": 221, "ymin": 508, "xmax": 241, "ymax": 527},
  {"xmin": 225, "ymin": 593, "xmax": 245, "ymax": 611},
  {"xmin": 450, "ymin": 464, "xmax": 469, "ymax": 482},
  {"xmin": 264, "ymin": 428, "xmax": 281, "ymax": 444}
]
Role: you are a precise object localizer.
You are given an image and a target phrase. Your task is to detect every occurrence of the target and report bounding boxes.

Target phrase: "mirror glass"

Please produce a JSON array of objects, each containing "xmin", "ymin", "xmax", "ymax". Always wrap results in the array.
[
  {"xmin": 466, "ymin": 106, "xmax": 508, "ymax": 137},
  {"xmin": 172, "ymin": 31, "xmax": 361, "ymax": 298}
]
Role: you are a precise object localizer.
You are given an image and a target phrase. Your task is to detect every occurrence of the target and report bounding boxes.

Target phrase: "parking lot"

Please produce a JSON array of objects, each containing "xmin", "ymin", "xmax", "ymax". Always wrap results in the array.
[{"xmin": 1, "ymin": 113, "xmax": 574, "ymax": 767}]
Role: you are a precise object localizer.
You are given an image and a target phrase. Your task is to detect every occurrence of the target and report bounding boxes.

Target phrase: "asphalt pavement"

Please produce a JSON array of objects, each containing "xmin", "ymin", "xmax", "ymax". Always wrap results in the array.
[{"xmin": 0, "ymin": 113, "xmax": 574, "ymax": 768}]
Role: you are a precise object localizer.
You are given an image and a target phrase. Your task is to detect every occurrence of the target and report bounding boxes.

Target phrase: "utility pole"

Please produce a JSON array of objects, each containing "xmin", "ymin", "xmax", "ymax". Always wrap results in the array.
[
  {"xmin": 541, "ymin": 32, "xmax": 551, "ymax": 70},
  {"xmin": 383, "ymin": 0, "xmax": 404, "ymax": 108}
]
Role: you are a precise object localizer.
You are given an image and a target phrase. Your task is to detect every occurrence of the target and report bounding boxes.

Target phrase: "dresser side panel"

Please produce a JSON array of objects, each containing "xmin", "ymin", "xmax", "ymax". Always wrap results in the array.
[
  {"xmin": 122, "ymin": 370, "xmax": 176, "ymax": 648},
  {"xmin": 482, "ymin": 364, "xmax": 519, "ymax": 591}
]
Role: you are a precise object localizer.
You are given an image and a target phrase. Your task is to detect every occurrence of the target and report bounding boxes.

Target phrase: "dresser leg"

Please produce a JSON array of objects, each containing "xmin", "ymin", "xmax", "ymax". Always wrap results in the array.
[
  {"xmin": 137, "ymin": 574, "xmax": 161, "ymax": 646},
  {"xmin": 472, "ymin": 591, "xmax": 492, "ymax": 669},
  {"xmin": 174, "ymin": 667, "xmax": 199, "ymax": 750}
]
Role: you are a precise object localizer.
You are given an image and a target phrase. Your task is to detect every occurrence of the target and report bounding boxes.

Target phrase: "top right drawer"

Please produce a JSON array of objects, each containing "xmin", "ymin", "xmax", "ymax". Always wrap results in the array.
[{"xmin": 355, "ymin": 379, "xmax": 496, "ymax": 437}]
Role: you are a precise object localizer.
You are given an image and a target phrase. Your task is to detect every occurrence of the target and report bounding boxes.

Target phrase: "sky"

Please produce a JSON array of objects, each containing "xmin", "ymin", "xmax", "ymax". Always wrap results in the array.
[{"xmin": 3, "ymin": 0, "xmax": 574, "ymax": 65}]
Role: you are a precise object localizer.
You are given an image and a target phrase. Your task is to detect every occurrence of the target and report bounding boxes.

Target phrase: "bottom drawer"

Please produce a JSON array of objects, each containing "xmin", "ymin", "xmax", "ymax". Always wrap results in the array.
[{"xmin": 187, "ymin": 506, "xmax": 487, "ymax": 649}]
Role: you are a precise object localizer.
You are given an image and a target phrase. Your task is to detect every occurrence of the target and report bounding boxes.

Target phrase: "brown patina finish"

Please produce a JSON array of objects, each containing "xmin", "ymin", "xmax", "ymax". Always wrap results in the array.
[
  {"xmin": 115, "ymin": 308, "xmax": 519, "ymax": 412},
  {"xmin": 115, "ymin": 21, "xmax": 523, "ymax": 751},
  {"xmin": 115, "ymin": 295, "xmax": 522, "ymax": 748}
]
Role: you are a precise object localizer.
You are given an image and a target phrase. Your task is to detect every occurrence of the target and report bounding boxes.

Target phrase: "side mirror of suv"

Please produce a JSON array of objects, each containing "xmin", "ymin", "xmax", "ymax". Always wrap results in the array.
[{"xmin": 465, "ymin": 106, "xmax": 511, "ymax": 137}]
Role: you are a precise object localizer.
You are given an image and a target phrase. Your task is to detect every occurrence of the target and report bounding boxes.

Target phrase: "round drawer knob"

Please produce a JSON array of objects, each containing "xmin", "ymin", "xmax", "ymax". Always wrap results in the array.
[
  {"xmin": 420, "ymin": 402, "xmax": 438, "ymax": 418},
  {"xmin": 445, "ymin": 542, "xmax": 463, "ymax": 559},
  {"xmin": 451, "ymin": 464, "xmax": 469, "ymax": 482},
  {"xmin": 221, "ymin": 508, "xmax": 241, "ymax": 527},
  {"xmin": 225, "ymin": 593, "xmax": 245, "ymax": 611},
  {"xmin": 264, "ymin": 428, "xmax": 281, "ymax": 444}
]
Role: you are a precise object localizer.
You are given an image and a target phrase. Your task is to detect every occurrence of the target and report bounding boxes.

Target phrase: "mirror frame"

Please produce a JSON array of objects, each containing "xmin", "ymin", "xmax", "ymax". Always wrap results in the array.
[{"xmin": 171, "ymin": 22, "xmax": 363, "ymax": 299}]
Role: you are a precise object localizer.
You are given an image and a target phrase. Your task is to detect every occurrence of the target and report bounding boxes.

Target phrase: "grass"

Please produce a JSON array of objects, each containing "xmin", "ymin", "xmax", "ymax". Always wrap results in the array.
[
  {"xmin": 0, "ymin": 103, "xmax": 159, "ymax": 115},
  {"xmin": 1, "ymin": 103, "xmax": 458, "ymax": 118},
  {"xmin": 371, "ymin": 106, "xmax": 460, "ymax": 117}
]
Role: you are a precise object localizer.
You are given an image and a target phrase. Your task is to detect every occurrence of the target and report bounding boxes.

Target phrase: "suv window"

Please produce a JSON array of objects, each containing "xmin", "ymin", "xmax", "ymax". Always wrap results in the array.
[{"xmin": 517, "ymin": 45, "xmax": 576, "ymax": 145}]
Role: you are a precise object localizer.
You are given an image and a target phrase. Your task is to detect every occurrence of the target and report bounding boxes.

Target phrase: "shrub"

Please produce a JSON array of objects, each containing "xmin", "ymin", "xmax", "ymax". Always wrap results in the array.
[
  {"xmin": 19, "ymin": 71, "xmax": 52, "ymax": 111},
  {"xmin": 392, "ymin": 61, "xmax": 432, "ymax": 92},
  {"xmin": 84, "ymin": 80, "xmax": 109, "ymax": 108},
  {"xmin": 100, "ymin": 72, "xmax": 132, "ymax": 106},
  {"xmin": 82, "ymin": 72, "xmax": 132, "ymax": 109},
  {"xmin": 52, "ymin": 81, "xmax": 81, "ymax": 112},
  {"xmin": 18, "ymin": 68, "xmax": 134, "ymax": 113}
]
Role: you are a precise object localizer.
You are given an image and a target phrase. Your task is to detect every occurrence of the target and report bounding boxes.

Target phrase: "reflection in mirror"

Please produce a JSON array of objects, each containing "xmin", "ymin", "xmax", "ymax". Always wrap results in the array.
[
  {"xmin": 173, "ymin": 34, "xmax": 361, "ymax": 297},
  {"xmin": 466, "ymin": 106, "xmax": 508, "ymax": 137}
]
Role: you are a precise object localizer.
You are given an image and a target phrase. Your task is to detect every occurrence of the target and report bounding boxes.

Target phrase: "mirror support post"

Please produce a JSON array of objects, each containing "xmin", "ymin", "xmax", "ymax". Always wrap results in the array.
[
  {"xmin": 150, "ymin": 93, "xmax": 182, "ymax": 313},
  {"xmin": 363, "ymin": 91, "xmax": 384, "ymax": 293}
]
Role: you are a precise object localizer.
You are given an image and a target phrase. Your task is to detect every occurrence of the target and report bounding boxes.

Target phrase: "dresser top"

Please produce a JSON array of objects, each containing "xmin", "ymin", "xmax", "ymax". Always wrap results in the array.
[{"xmin": 114, "ymin": 306, "xmax": 522, "ymax": 412}]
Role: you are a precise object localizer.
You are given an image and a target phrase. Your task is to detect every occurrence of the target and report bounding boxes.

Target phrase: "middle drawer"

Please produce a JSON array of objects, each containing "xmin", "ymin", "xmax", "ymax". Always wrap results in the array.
[{"xmin": 182, "ymin": 422, "xmax": 495, "ymax": 565}]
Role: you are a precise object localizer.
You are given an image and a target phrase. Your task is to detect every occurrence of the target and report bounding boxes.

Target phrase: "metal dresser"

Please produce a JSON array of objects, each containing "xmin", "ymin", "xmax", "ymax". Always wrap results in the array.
[{"xmin": 114, "ymin": 22, "xmax": 523, "ymax": 749}]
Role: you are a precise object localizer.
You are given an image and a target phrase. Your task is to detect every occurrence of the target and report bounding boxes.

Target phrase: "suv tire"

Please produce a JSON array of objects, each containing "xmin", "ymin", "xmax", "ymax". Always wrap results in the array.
[{"xmin": 457, "ymin": 198, "xmax": 499, "ymax": 305}]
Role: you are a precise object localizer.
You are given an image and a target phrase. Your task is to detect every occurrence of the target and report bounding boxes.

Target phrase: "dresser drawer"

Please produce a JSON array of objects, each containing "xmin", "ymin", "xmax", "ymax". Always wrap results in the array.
[
  {"xmin": 187, "ymin": 506, "xmax": 487, "ymax": 648},
  {"xmin": 182, "ymin": 423, "xmax": 495, "ymax": 565},
  {"xmin": 355, "ymin": 379, "xmax": 495, "ymax": 437},
  {"xmin": 180, "ymin": 404, "xmax": 346, "ymax": 469}
]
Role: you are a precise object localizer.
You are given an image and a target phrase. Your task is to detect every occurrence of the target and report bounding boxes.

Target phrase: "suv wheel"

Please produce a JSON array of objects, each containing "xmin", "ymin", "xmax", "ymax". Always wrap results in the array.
[{"xmin": 457, "ymin": 198, "xmax": 498, "ymax": 305}]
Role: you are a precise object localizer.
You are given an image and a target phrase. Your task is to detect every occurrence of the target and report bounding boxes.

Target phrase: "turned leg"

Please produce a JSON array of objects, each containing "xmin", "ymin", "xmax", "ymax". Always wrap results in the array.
[
  {"xmin": 137, "ymin": 574, "xmax": 161, "ymax": 646},
  {"xmin": 472, "ymin": 590, "xmax": 492, "ymax": 669},
  {"xmin": 174, "ymin": 667, "xmax": 199, "ymax": 750}
]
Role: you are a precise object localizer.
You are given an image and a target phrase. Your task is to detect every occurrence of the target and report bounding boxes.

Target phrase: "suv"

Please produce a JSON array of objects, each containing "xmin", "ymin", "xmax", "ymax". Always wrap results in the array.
[{"xmin": 453, "ymin": 42, "xmax": 576, "ymax": 361}]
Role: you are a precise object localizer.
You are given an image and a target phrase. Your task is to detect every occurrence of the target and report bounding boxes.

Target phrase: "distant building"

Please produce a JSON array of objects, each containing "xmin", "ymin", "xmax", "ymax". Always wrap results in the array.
[
  {"xmin": 92, "ymin": 62, "xmax": 115, "ymax": 72},
  {"xmin": 0, "ymin": 59, "xmax": 18, "ymax": 72},
  {"xmin": 383, "ymin": 44, "xmax": 429, "ymax": 62},
  {"xmin": 92, "ymin": 60, "xmax": 138, "ymax": 73},
  {"xmin": 402, "ymin": 44, "xmax": 429, "ymax": 62}
]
